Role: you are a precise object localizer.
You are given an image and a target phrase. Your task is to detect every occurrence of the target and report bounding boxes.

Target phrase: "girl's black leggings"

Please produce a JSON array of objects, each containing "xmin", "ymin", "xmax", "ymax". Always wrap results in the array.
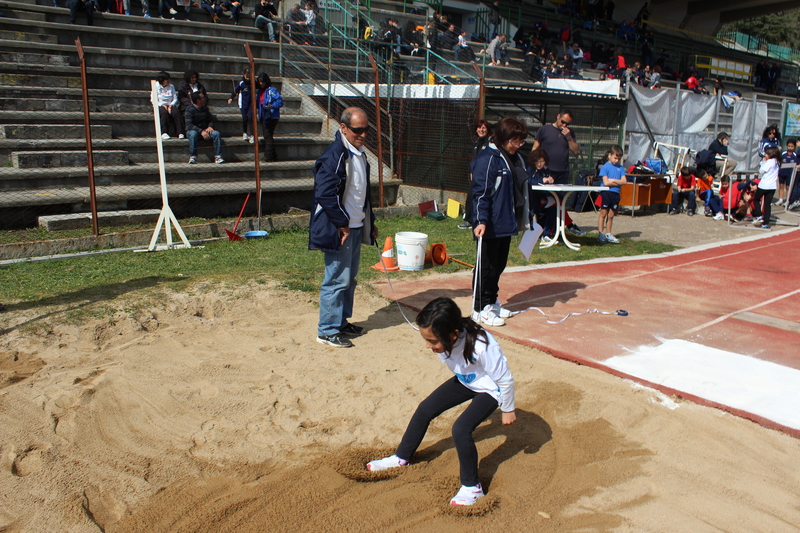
[
  {"xmin": 395, "ymin": 376, "xmax": 498, "ymax": 487},
  {"xmin": 752, "ymin": 188, "xmax": 775, "ymax": 224}
]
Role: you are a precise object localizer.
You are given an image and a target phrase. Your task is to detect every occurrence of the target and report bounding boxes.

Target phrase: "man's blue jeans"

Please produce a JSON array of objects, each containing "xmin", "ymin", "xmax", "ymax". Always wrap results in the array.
[
  {"xmin": 187, "ymin": 129, "xmax": 221, "ymax": 157},
  {"xmin": 255, "ymin": 15, "xmax": 276, "ymax": 40},
  {"xmin": 318, "ymin": 226, "xmax": 362, "ymax": 337}
]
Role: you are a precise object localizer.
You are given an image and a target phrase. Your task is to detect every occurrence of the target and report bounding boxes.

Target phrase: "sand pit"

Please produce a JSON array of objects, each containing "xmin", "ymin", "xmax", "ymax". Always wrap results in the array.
[{"xmin": 1, "ymin": 282, "xmax": 799, "ymax": 532}]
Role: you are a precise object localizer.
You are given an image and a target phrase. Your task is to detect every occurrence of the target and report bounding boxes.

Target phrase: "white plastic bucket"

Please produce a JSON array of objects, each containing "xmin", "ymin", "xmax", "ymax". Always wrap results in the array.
[{"xmin": 395, "ymin": 232, "xmax": 428, "ymax": 271}]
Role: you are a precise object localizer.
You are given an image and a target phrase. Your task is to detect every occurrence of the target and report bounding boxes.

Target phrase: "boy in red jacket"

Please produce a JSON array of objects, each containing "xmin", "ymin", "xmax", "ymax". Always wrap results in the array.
[{"xmin": 669, "ymin": 166, "xmax": 697, "ymax": 215}]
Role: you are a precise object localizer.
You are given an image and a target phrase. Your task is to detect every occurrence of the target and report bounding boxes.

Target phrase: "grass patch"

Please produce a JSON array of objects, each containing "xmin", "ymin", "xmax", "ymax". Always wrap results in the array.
[{"xmin": 0, "ymin": 215, "xmax": 677, "ymax": 305}]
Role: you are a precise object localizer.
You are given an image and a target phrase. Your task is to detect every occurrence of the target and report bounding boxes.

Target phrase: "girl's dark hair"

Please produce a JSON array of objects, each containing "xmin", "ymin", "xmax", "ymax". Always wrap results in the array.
[
  {"xmin": 156, "ymin": 71, "xmax": 170, "ymax": 84},
  {"xmin": 765, "ymin": 146, "xmax": 782, "ymax": 162},
  {"xmin": 257, "ymin": 73, "xmax": 272, "ymax": 87},
  {"xmin": 184, "ymin": 69, "xmax": 199, "ymax": 83},
  {"xmin": 475, "ymin": 119, "xmax": 492, "ymax": 135},
  {"xmin": 762, "ymin": 125, "xmax": 778, "ymax": 138},
  {"xmin": 528, "ymin": 148, "xmax": 549, "ymax": 167},
  {"xmin": 416, "ymin": 297, "xmax": 487, "ymax": 365},
  {"xmin": 492, "ymin": 116, "xmax": 528, "ymax": 147}
]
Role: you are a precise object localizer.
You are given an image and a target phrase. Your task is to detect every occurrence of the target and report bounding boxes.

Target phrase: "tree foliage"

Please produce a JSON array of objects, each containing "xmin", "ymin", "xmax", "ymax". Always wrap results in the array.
[{"xmin": 721, "ymin": 8, "xmax": 800, "ymax": 48}]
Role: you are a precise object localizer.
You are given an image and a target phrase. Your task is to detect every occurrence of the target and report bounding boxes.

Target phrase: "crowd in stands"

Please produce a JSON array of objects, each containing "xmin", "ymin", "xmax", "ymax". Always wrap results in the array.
[{"xmin": 153, "ymin": 68, "xmax": 283, "ymax": 164}]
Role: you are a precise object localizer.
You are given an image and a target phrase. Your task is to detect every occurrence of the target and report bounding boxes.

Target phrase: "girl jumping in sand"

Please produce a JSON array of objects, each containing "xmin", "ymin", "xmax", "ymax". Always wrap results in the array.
[{"xmin": 366, "ymin": 297, "xmax": 516, "ymax": 506}]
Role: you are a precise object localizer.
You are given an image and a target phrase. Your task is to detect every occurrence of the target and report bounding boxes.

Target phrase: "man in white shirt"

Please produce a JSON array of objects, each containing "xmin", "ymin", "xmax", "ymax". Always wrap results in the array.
[{"xmin": 309, "ymin": 108, "xmax": 378, "ymax": 348}]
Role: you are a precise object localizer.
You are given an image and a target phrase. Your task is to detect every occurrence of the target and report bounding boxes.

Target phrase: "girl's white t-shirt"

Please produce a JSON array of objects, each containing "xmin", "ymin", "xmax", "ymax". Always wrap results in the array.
[
  {"xmin": 759, "ymin": 158, "xmax": 779, "ymax": 190},
  {"xmin": 437, "ymin": 331, "xmax": 516, "ymax": 412}
]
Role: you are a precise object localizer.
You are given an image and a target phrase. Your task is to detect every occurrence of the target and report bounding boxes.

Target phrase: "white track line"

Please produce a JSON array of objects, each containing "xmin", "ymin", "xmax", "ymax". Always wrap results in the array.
[{"xmin": 683, "ymin": 288, "xmax": 800, "ymax": 335}]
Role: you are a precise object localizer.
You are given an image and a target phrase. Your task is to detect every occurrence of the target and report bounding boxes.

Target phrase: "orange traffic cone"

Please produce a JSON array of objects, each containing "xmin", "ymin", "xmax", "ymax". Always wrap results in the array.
[
  {"xmin": 372, "ymin": 237, "xmax": 400, "ymax": 272},
  {"xmin": 429, "ymin": 242, "xmax": 449, "ymax": 266}
]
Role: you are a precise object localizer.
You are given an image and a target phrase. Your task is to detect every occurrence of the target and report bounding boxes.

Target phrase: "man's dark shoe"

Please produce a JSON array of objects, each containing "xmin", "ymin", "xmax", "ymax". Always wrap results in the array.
[
  {"xmin": 316, "ymin": 334, "xmax": 353, "ymax": 348},
  {"xmin": 340, "ymin": 323, "xmax": 365, "ymax": 336}
]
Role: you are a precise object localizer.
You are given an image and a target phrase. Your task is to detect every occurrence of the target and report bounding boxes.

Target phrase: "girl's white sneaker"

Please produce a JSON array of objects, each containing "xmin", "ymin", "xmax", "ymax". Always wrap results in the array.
[
  {"xmin": 366, "ymin": 455, "xmax": 409, "ymax": 471},
  {"xmin": 450, "ymin": 484, "xmax": 484, "ymax": 506}
]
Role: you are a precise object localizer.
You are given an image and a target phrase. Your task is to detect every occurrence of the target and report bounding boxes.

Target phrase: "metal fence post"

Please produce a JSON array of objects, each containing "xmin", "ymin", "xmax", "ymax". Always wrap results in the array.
[
  {"xmin": 368, "ymin": 54, "xmax": 384, "ymax": 208},
  {"xmin": 75, "ymin": 38, "xmax": 99, "ymax": 237},
  {"xmin": 244, "ymin": 43, "xmax": 262, "ymax": 230}
]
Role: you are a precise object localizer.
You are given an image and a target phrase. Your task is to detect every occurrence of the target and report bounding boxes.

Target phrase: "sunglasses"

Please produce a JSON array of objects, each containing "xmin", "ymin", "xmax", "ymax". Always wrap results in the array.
[
  {"xmin": 345, "ymin": 124, "xmax": 370, "ymax": 135},
  {"xmin": 560, "ymin": 118, "xmax": 572, "ymax": 126}
]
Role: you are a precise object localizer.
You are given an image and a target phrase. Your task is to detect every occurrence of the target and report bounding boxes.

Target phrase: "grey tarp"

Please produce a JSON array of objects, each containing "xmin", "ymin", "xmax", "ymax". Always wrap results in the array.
[{"xmin": 625, "ymin": 84, "xmax": 765, "ymax": 172}]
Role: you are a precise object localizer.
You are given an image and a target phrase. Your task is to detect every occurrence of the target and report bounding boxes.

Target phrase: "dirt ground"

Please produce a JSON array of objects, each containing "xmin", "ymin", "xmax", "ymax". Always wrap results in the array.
[{"xmin": 1, "ymin": 211, "xmax": 799, "ymax": 532}]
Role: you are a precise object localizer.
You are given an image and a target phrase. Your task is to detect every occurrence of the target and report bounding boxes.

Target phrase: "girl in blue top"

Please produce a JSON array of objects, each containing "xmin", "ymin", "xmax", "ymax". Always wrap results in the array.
[
  {"xmin": 228, "ymin": 67, "xmax": 254, "ymax": 143},
  {"xmin": 256, "ymin": 73, "xmax": 283, "ymax": 162},
  {"xmin": 366, "ymin": 297, "xmax": 516, "ymax": 507}
]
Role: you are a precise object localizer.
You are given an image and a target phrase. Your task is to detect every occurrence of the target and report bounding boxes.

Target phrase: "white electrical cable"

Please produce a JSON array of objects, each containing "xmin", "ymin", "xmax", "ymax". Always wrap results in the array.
[
  {"xmin": 375, "ymin": 241, "xmax": 419, "ymax": 330},
  {"xmin": 510, "ymin": 306, "xmax": 626, "ymax": 324}
]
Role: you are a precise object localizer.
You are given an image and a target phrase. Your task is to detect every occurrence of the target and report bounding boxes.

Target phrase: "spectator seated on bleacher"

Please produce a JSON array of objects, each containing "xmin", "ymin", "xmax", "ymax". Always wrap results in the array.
[
  {"xmin": 566, "ymin": 42, "xmax": 584, "ymax": 71},
  {"xmin": 178, "ymin": 69, "xmax": 207, "ymax": 134},
  {"xmin": 286, "ymin": 4, "xmax": 309, "ymax": 44},
  {"xmin": 686, "ymin": 75, "xmax": 710, "ymax": 95},
  {"xmin": 486, "ymin": 34, "xmax": 510, "ymax": 66},
  {"xmin": 669, "ymin": 166, "xmax": 697, "ymax": 215},
  {"xmin": 254, "ymin": 0, "xmax": 279, "ymax": 42},
  {"xmin": 454, "ymin": 30, "xmax": 476, "ymax": 62},
  {"xmin": 67, "ymin": 0, "xmax": 95, "ymax": 25},
  {"xmin": 617, "ymin": 21, "xmax": 636, "ymax": 41}
]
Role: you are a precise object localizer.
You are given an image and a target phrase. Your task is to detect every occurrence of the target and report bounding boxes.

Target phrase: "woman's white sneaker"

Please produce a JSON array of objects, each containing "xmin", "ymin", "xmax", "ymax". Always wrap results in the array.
[
  {"xmin": 450, "ymin": 484, "xmax": 484, "ymax": 506},
  {"xmin": 471, "ymin": 305, "xmax": 505, "ymax": 326},
  {"xmin": 366, "ymin": 455, "xmax": 409, "ymax": 471},
  {"xmin": 493, "ymin": 299, "xmax": 513, "ymax": 318}
]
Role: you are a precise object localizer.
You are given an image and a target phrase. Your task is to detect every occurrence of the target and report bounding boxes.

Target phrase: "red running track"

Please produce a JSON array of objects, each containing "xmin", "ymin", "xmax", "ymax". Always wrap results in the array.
[{"xmin": 377, "ymin": 229, "xmax": 800, "ymax": 436}]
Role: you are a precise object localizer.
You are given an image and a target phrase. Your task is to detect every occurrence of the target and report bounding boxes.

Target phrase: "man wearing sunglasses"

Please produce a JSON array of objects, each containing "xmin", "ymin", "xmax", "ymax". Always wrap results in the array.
[
  {"xmin": 310, "ymin": 107, "xmax": 378, "ymax": 348},
  {"xmin": 530, "ymin": 110, "xmax": 587, "ymax": 236}
]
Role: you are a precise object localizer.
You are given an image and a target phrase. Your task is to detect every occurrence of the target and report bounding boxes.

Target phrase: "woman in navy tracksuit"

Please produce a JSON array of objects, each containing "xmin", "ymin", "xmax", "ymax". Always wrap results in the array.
[{"xmin": 470, "ymin": 117, "xmax": 529, "ymax": 327}]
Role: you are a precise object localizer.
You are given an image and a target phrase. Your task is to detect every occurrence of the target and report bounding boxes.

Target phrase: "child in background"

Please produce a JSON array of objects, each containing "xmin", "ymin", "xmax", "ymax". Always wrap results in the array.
[
  {"xmin": 752, "ymin": 146, "xmax": 781, "ymax": 229},
  {"xmin": 597, "ymin": 145, "xmax": 627, "ymax": 244},
  {"xmin": 365, "ymin": 297, "xmax": 516, "ymax": 507},
  {"xmin": 300, "ymin": 2, "xmax": 317, "ymax": 45},
  {"xmin": 669, "ymin": 166, "xmax": 697, "ymax": 215},
  {"xmin": 228, "ymin": 68, "xmax": 254, "ymax": 143},
  {"xmin": 527, "ymin": 148, "xmax": 557, "ymax": 243},
  {"xmin": 695, "ymin": 168, "xmax": 724, "ymax": 219},
  {"xmin": 778, "ymin": 138, "xmax": 799, "ymax": 206},
  {"xmin": 156, "ymin": 71, "xmax": 183, "ymax": 140},
  {"xmin": 739, "ymin": 180, "xmax": 759, "ymax": 221}
]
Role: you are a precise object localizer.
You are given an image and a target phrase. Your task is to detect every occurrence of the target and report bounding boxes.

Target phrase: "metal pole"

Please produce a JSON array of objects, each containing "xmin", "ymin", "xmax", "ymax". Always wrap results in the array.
[
  {"xmin": 75, "ymin": 38, "xmax": 99, "ymax": 237},
  {"xmin": 244, "ymin": 43, "xmax": 262, "ymax": 229},
  {"xmin": 472, "ymin": 62, "xmax": 484, "ymax": 121},
  {"xmin": 368, "ymin": 54, "xmax": 384, "ymax": 208}
]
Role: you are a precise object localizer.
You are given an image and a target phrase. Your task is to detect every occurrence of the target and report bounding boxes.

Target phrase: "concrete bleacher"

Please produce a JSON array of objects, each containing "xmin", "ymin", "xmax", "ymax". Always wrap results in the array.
[{"xmin": 0, "ymin": 0, "xmax": 427, "ymax": 228}]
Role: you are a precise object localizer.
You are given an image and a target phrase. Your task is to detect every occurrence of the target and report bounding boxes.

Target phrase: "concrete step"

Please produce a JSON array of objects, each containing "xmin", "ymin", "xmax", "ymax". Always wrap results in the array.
[
  {"xmin": 0, "ymin": 6, "xmax": 47, "ymax": 21},
  {"xmin": 0, "ymin": 29, "xmax": 57, "ymax": 44},
  {"xmin": 12, "ymin": 150, "xmax": 130, "ymax": 168},
  {"xmin": 0, "ymin": 135, "xmax": 329, "ymax": 165},
  {"xmin": 0, "ymin": 86, "xmax": 300, "ymax": 112},
  {"xmin": 0, "ymin": 98, "xmax": 97, "ymax": 112},
  {"xmin": 39, "ymin": 209, "xmax": 162, "ymax": 231},
  {"xmin": 0, "ymin": 114, "xmax": 325, "ymax": 138},
  {"xmin": 0, "ymin": 73, "xmax": 80, "ymax": 88},
  {"xmin": 0, "ymin": 51, "xmax": 69, "ymax": 65},
  {"xmin": 0, "ymin": 160, "xmax": 321, "ymax": 190},
  {"xmin": 0, "ymin": 124, "xmax": 112, "ymax": 140}
]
